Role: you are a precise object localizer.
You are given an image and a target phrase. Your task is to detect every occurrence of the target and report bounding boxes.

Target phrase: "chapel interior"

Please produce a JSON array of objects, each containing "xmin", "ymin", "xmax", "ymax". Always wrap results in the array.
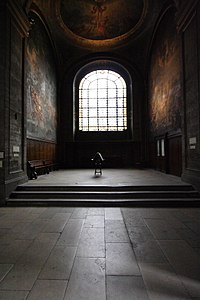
[{"xmin": 0, "ymin": 0, "xmax": 200, "ymax": 204}]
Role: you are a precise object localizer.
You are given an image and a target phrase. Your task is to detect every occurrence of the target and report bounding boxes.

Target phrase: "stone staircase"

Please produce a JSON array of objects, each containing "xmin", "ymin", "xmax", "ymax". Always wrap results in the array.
[{"xmin": 7, "ymin": 184, "xmax": 200, "ymax": 207}]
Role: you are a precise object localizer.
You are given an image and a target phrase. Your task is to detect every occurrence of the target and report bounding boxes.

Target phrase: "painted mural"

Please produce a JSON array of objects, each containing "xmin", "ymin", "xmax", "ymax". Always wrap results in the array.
[
  {"xmin": 26, "ymin": 14, "xmax": 57, "ymax": 142},
  {"xmin": 60, "ymin": 0, "xmax": 145, "ymax": 40},
  {"xmin": 149, "ymin": 10, "xmax": 181, "ymax": 136}
]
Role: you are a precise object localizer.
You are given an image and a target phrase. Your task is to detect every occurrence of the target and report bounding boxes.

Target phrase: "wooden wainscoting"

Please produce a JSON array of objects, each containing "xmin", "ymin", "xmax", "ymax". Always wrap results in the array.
[{"xmin": 27, "ymin": 138, "xmax": 57, "ymax": 161}]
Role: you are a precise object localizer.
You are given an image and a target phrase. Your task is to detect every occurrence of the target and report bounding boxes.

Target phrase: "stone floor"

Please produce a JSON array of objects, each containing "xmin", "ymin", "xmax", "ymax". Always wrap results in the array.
[
  {"xmin": 22, "ymin": 168, "xmax": 188, "ymax": 187},
  {"xmin": 0, "ymin": 206, "xmax": 200, "ymax": 299}
]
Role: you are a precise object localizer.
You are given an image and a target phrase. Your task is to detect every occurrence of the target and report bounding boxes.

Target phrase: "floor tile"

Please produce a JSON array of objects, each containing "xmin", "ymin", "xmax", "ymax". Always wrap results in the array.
[
  {"xmin": 107, "ymin": 275, "xmax": 149, "ymax": 300},
  {"xmin": 84, "ymin": 215, "xmax": 104, "ymax": 228},
  {"xmin": 0, "ymin": 264, "xmax": 41, "ymax": 291},
  {"xmin": 57, "ymin": 218, "xmax": 84, "ymax": 246},
  {"xmin": 27, "ymin": 279, "xmax": 67, "ymax": 300},
  {"xmin": 71, "ymin": 208, "xmax": 88, "ymax": 219},
  {"xmin": 144, "ymin": 218, "xmax": 181, "ymax": 240},
  {"xmin": 159, "ymin": 240, "xmax": 200, "ymax": 297},
  {"xmin": 105, "ymin": 208, "xmax": 123, "ymax": 220},
  {"xmin": 87, "ymin": 208, "xmax": 105, "ymax": 216},
  {"xmin": 0, "ymin": 264, "xmax": 13, "ymax": 281},
  {"xmin": 42, "ymin": 213, "xmax": 71, "ymax": 233},
  {"xmin": 0, "ymin": 290, "xmax": 28, "ymax": 300},
  {"xmin": 139, "ymin": 262, "xmax": 191, "ymax": 300},
  {"xmin": 105, "ymin": 220, "xmax": 129, "ymax": 243},
  {"xmin": 39, "ymin": 245, "xmax": 76, "ymax": 280},
  {"xmin": 77, "ymin": 227, "xmax": 105, "ymax": 257},
  {"xmin": 64, "ymin": 257, "xmax": 106, "ymax": 300},
  {"xmin": 106, "ymin": 243, "xmax": 140, "ymax": 275},
  {"xmin": 133, "ymin": 239, "xmax": 167, "ymax": 263},
  {"xmin": 0, "ymin": 240, "xmax": 32, "ymax": 263}
]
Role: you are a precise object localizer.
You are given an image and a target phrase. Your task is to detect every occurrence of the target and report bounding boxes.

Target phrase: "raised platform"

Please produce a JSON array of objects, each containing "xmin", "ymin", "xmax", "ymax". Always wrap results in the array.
[{"xmin": 8, "ymin": 169, "xmax": 200, "ymax": 207}]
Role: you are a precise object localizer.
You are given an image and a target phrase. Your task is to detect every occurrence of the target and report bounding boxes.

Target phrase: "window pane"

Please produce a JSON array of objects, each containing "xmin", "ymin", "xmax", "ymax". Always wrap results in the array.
[
  {"xmin": 98, "ymin": 88, "xmax": 107, "ymax": 98},
  {"xmin": 89, "ymin": 108, "xmax": 97, "ymax": 118},
  {"xmin": 108, "ymin": 89, "xmax": 116, "ymax": 98},
  {"xmin": 98, "ymin": 98, "xmax": 107, "ymax": 107},
  {"xmin": 99, "ymin": 108, "xmax": 107, "ymax": 117}
]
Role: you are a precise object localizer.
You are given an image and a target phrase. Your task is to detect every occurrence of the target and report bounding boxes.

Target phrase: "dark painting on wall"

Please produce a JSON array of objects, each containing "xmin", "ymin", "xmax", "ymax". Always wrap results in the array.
[
  {"xmin": 60, "ymin": 0, "xmax": 145, "ymax": 40},
  {"xmin": 149, "ymin": 9, "xmax": 181, "ymax": 136},
  {"xmin": 26, "ymin": 14, "xmax": 57, "ymax": 142}
]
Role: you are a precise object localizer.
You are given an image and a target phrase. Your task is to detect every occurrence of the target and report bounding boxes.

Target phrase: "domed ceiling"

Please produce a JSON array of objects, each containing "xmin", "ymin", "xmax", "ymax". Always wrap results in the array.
[{"xmin": 56, "ymin": 0, "xmax": 148, "ymax": 48}]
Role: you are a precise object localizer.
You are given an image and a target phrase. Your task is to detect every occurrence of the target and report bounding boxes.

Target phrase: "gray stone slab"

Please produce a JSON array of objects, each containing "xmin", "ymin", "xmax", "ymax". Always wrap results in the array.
[
  {"xmin": 42, "ymin": 213, "xmax": 71, "ymax": 233},
  {"xmin": 139, "ymin": 263, "xmax": 191, "ymax": 300},
  {"xmin": 105, "ymin": 220, "xmax": 129, "ymax": 243},
  {"xmin": 121, "ymin": 209, "xmax": 145, "ymax": 226},
  {"xmin": 184, "ymin": 221, "xmax": 200, "ymax": 235},
  {"xmin": 0, "ymin": 264, "xmax": 13, "ymax": 281},
  {"xmin": 144, "ymin": 219, "xmax": 181, "ymax": 240},
  {"xmin": 84, "ymin": 215, "xmax": 104, "ymax": 228},
  {"xmin": 16, "ymin": 234, "xmax": 58, "ymax": 267},
  {"xmin": 0, "ymin": 218, "xmax": 19, "ymax": 229},
  {"xmin": 159, "ymin": 240, "xmax": 200, "ymax": 297},
  {"xmin": 77, "ymin": 227, "xmax": 105, "ymax": 258},
  {"xmin": 0, "ymin": 240, "xmax": 32, "ymax": 263},
  {"xmin": 106, "ymin": 243, "xmax": 140, "ymax": 275},
  {"xmin": 16, "ymin": 219, "xmax": 48, "ymax": 240},
  {"xmin": 127, "ymin": 225, "xmax": 155, "ymax": 246},
  {"xmin": 71, "ymin": 208, "xmax": 88, "ymax": 219},
  {"xmin": 0, "ymin": 290, "xmax": 28, "ymax": 300},
  {"xmin": 39, "ymin": 245, "xmax": 76, "ymax": 280},
  {"xmin": 133, "ymin": 239, "xmax": 167, "ymax": 263},
  {"xmin": 176, "ymin": 227, "xmax": 200, "ymax": 248},
  {"xmin": 64, "ymin": 257, "xmax": 106, "ymax": 300},
  {"xmin": 0, "ymin": 264, "xmax": 41, "ymax": 291},
  {"xmin": 107, "ymin": 275, "xmax": 149, "ymax": 300},
  {"xmin": 57, "ymin": 219, "xmax": 84, "ymax": 246},
  {"xmin": 27, "ymin": 280, "xmax": 67, "ymax": 300},
  {"xmin": 87, "ymin": 208, "xmax": 105, "ymax": 216},
  {"xmin": 38, "ymin": 208, "xmax": 63, "ymax": 219},
  {"xmin": 105, "ymin": 208, "xmax": 123, "ymax": 220}
]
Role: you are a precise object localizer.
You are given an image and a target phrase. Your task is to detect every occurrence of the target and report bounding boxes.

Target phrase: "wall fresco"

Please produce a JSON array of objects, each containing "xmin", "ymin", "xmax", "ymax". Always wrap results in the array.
[
  {"xmin": 26, "ymin": 14, "xmax": 57, "ymax": 142},
  {"xmin": 60, "ymin": 0, "xmax": 144, "ymax": 40},
  {"xmin": 149, "ymin": 10, "xmax": 181, "ymax": 136}
]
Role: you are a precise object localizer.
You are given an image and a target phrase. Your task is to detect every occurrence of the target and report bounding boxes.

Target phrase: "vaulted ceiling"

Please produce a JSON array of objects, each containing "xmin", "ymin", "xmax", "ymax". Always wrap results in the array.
[{"xmin": 24, "ymin": 0, "xmax": 178, "ymax": 74}]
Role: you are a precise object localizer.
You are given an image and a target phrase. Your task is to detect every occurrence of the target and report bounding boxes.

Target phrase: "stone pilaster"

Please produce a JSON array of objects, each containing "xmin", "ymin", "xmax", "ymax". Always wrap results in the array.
[{"xmin": 0, "ymin": 0, "xmax": 30, "ymax": 204}]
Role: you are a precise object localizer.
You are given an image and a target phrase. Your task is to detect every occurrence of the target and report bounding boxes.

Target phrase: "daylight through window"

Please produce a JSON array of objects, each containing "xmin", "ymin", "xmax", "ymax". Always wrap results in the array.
[{"xmin": 79, "ymin": 70, "xmax": 127, "ymax": 131}]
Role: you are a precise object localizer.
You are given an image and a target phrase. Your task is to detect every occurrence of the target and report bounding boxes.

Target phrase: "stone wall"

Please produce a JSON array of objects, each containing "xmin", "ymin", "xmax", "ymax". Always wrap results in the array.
[
  {"xmin": 179, "ymin": 0, "xmax": 200, "ymax": 190},
  {"xmin": 0, "ymin": 0, "xmax": 30, "ymax": 203}
]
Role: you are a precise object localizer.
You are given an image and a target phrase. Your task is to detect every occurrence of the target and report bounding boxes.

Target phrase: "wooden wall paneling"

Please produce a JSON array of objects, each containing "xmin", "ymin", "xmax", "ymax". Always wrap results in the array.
[
  {"xmin": 168, "ymin": 135, "xmax": 182, "ymax": 176},
  {"xmin": 27, "ymin": 138, "xmax": 56, "ymax": 162}
]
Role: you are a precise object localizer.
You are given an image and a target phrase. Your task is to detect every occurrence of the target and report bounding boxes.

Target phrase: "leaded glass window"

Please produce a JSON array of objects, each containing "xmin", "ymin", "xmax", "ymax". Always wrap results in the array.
[{"xmin": 79, "ymin": 70, "xmax": 127, "ymax": 131}]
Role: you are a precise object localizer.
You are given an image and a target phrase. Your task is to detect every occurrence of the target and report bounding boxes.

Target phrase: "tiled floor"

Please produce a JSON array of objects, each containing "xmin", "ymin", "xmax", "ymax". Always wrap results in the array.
[{"xmin": 0, "ymin": 206, "xmax": 200, "ymax": 299}]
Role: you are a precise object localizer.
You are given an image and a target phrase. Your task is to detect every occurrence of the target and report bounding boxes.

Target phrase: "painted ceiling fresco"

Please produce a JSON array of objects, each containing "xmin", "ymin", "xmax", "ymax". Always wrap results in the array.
[{"xmin": 60, "ymin": 0, "xmax": 146, "ymax": 41}]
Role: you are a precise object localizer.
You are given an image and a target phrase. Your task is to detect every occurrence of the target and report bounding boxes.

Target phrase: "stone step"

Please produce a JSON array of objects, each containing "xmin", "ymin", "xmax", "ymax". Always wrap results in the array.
[
  {"xmin": 10, "ymin": 190, "xmax": 200, "ymax": 199},
  {"xmin": 7, "ymin": 197, "xmax": 200, "ymax": 207},
  {"xmin": 15, "ymin": 184, "xmax": 194, "ymax": 192}
]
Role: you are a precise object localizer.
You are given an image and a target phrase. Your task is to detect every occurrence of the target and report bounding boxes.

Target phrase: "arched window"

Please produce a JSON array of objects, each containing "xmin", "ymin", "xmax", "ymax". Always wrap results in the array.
[{"xmin": 79, "ymin": 70, "xmax": 127, "ymax": 132}]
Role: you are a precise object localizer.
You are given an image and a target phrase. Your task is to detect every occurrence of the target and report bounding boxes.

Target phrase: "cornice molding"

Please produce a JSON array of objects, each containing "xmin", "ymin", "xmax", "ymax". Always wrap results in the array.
[
  {"xmin": 176, "ymin": 0, "xmax": 199, "ymax": 32},
  {"xmin": 7, "ymin": 0, "xmax": 31, "ymax": 37}
]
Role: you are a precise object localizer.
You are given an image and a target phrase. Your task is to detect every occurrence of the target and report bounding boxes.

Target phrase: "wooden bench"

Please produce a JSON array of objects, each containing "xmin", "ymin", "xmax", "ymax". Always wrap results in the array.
[
  {"xmin": 43, "ymin": 160, "xmax": 58, "ymax": 173},
  {"xmin": 27, "ymin": 160, "xmax": 45, "ymax": 179},
  {"xmin": 27, "ymin": 160, "xmax": 58, "ymax": 179}
]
